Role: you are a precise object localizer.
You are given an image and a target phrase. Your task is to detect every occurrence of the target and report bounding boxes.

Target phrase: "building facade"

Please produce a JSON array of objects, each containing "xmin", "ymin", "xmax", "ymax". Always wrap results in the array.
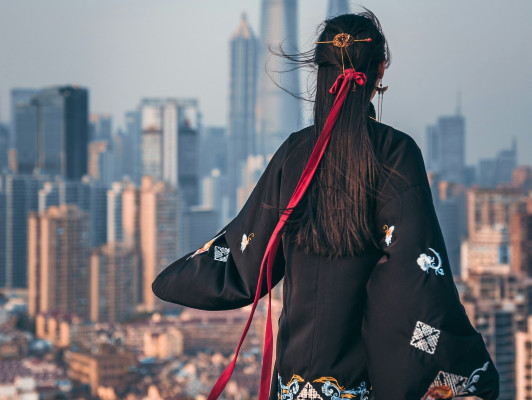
[{"xmin": 257, "ymin": 0, "xmax": 301, "ymax": 158}]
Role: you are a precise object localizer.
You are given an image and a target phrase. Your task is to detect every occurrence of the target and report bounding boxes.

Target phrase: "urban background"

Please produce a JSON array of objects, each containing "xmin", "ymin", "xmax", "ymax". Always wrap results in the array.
[{"xmin": 0, "ymin": 1, "xmax": 531, "ymax": 399}]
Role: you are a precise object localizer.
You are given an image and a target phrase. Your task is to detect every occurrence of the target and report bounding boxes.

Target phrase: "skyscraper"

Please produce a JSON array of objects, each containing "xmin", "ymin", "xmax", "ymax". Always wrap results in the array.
[
  {"xmin": 27, "ymin": 205, "xmax": 91, "ymax": 320},
  {"xmin": 228, "ymin": 13, "xmax": 258, "ymax": 215},
  {"xmin": 139, "ymin": 177, "xmax": 184, "ymax": 312},
  {"xmin": 0, "ymin": 124, "xmax": 8, "ymax": 172},
  {"xmin": 257, "ymin": 0, "xmax": 301, "ymax": 158},
  {"xmin": 12, "ymin": 89, "xmax": 38, "ymax": 174},
  {"xmin": 478, "ymin": 140, "xmax": 518, "ymax": 188},
  {"xmin": 0, "ymin": 173, "xmax": 42, "ymax": 290},
  {"xmin": 139, "ymin": 98, "xmax": 200, "ymax": 207},
  {"xmin": 34, "ymin": 86, "xmax": 89, "ymax": 180},
  {"xmin": 425, "ymin": 110, "xmax": 466, "ymax": 184},
  {"xmin": 90, "ymin": 243, "xmax": 137, "ymax": 323},
  {"xmin": 327, "ymin": 0, "xmax": 350, "ymax": 18}
]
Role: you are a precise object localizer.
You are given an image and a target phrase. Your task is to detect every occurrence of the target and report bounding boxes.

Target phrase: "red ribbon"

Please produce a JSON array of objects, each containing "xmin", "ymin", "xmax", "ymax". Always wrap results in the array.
[
  {"xmin": 329, "ymin": 69, "xmax": 367, "ymax": 94},
  {"xmin": 207, "ymin": 68, "xmax": 366, "ymax": 400}
]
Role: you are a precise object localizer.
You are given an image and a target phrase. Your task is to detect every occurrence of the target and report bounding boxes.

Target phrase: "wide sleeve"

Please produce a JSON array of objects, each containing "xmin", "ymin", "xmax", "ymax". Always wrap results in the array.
[
  {"xmin": 363, "ymin": 142, "xmax": 499, "ymax": 399},
  {"xmin": 151, "ymin": 142, "xmax": 287, "ymax": 311}
]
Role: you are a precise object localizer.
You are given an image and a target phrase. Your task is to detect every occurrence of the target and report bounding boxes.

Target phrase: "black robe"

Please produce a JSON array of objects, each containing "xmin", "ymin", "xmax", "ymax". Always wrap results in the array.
[{"xmin": 152, "ymin": 120, "xmax": 500, "ymax": 400}]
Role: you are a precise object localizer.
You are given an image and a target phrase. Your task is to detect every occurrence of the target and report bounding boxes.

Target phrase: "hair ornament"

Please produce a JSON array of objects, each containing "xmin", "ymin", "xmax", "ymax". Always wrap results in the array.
[
  {"xmin": 315, "ymin": 33, "xmax": 372, "ymax": 47},
  {"xmin": 316, "ymin": 33, "xmax": 371, "ymax": 74}
]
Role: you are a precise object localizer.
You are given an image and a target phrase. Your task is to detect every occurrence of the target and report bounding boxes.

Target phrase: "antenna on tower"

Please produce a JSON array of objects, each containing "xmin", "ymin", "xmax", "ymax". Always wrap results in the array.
[{"xmin": 456, "ymin": 91, "xmax": 462, "ymax": 116}]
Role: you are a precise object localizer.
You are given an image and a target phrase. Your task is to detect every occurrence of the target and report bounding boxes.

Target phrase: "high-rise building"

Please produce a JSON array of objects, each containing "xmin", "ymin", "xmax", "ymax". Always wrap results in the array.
[
  {"xmin": 139, "ymin": 98, "xmax": 200, "ymax": 207},
  {"xmin": 228, "ymin": 13, "xmax": 258, "ymax": 215},
  {"xmin": 474, "ymin": 303, "xmax": 515, "ymax": 400},
  {"xmin": 425, "ymin": 111, "xmax": 466, "ymax": 184},
  {"xmin": 27, "ymin": 205, "xmax": 91, "ymax": 320},
  {"xmin": 89, "ymin": 113, "xmax": 112, "ymax": 142},
  {"xmin": 107, "ymin": 182, "xmax": 124, "ymax": 244},
  {"xmin": 124, "ymin": 110, "xmax": 141, "ymax": 184},
  {"xmin": 257, "ymin": 0, "xmax": 301, "ymax": 158},
  {"xmin": 0, "ymin": 124, "xmax": 9, "ymax": 172},
  {"xmin": 33, "ymin": 86, "xmax": 89, "ymax": 180},
  {"xmin": 200, "ymin": 126, "xmax": 227, "ymax": 178},
  {"xmin": 0, "ymin": 173, "xmax": 42, "ymax": 290},
  {"xmin": 88, "ymin": 140, "xmax": 114, "ymax": 186},
  {"xmin": 516, "ymin": 315, "xmax": 532, "ymax": 400},
  {"xmin": 478, "ymin": 140, "xmax": 518, "ymax": 188},
  {"xmin": 139, "ymin": 177, "xmax": 184, "ymax": 312},
  {"xmin": 11, "ymin": 89, "xmax": 38, "ymax": 174},
  {"xmin": 90, "ymin": 243, "xmax": 137, "ymax": 323},
  {"xmin": 461, "ymin": 187, "xmax": 527, "ymax": 280},
  {"xmin": 327, "ymin": 0, "xmax": 350, "ymax": 17},
  {"xmin": 510, "ymin": 194, "xmax": 532, "ymax": 277},
  {"xmin": 35, "ymin": 176, "xmax": 107, "ymax": 248},
  {"xmin": 466, "ymin": 187, "xmax": 527, "ymax": 238}
]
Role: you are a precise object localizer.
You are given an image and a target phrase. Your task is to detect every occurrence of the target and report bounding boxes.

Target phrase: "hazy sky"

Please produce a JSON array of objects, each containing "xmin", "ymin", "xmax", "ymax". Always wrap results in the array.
[{"xmin": 1, "ymin": 0, "xmax": 531, "ymax": 164}]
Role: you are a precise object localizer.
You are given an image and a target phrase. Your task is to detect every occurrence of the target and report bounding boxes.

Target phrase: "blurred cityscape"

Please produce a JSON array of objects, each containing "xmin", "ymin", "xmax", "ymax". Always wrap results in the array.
[{"xmin": 0, "ymin": 1, "xmax": 530, "ymax": 399}]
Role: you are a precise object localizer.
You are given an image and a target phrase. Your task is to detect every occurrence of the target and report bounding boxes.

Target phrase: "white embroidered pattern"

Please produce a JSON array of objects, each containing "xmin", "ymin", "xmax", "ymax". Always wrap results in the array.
[
  {"xmin": 429, "ymin": 371, "xmax": 467, "ymax": 396},
  {"xmin": 383, "ymin": 225, "xmax": 395, "ymax": 246},
  {"xmin": 241, "ymin": 233, "xmax": 254, "ymax": 252},
  {"xmin": 214, "ymin": 246, "xmax": 230, "ymax": 262},
  {"xmin": 410, "ymin": 321, "xmax": 441, "ymax": 355},
  {"xmin": 297, "ymin": 382, "xmax": 323, "ymax": 400},
  {"xmin": 417, "ymin": 248, "xmax": 445, "ymax": 276}
]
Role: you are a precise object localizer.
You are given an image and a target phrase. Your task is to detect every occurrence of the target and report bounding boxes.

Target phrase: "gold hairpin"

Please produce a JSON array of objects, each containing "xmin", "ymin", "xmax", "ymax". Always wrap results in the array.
[
  {"xmin": 316, "ymin": 33, "xmax": 371, "ymax": 74},
  {"xmin": 315, "ymin": 33, "xmax": 372, "ymax": 48}
]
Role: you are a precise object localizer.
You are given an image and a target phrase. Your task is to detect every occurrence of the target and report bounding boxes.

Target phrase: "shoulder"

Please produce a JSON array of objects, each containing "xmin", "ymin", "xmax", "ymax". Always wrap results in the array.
[{"xmin": 370, "ymin": 121, "xmax": 430, "ymax": 209}]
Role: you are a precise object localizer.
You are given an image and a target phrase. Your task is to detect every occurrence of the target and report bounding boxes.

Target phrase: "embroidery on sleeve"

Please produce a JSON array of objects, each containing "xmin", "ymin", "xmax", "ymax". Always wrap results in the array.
[
  {"xmin": 417, "ymin": 248, "xmax": 445, "ymax": 276},
  {"xmin": 278, "ymin": 375, "xmax": 370, "ymax": 400},
  {"xmin": 297, "ymin": 382, "xmax": 323, "ymax": 400},
  {"xmin": 421, "ymin": 385, "xmax": 454, "ymax": 400},
  {"xmin": 187, "ymin": 231, "xmax": 226, "ymax": 260},
  {"xmin": 383, "ymin": 225, "xmax": 394, "ymax": 246},
  {"xmin": 410, "ymin": 321, "xmax": 441, "ymax": 355},
  {"xmin": 278, "ymin": 374, "xmax": 304, "ymax": 400},
  {"xmin": 214, "ymin": 246, "xmax": 230, "ymax": 262},
  {"xmin": 455, "ymin": 362, "xmax": 490, "ymax": 396},
  {"xmin": 422, "ymin": 371, "xmax": 467, "ymax": 400},
  {"xmin": 241, "ymin": 232, "xmax": 254, "ymax": 252},
  {"xmin": 314, "ymin": 377, "xmax": 369, "ymax": 400}
]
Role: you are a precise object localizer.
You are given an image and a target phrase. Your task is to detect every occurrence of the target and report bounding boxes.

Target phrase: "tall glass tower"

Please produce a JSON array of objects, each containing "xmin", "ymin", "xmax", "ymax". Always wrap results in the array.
[
  {"xmin": 228, "ymin": 13, "xmax": 258, "ymax": 215},
  {"xmin": 257, "ymin": 0, "xmax": 301, "ymax": 158},
  {"xmin": 327, "ymin": 0, "xmax": 350, "ymax": 18}
]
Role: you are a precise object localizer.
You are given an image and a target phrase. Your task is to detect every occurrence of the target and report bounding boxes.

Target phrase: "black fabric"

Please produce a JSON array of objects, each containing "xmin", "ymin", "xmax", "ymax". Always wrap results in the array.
[{"xmin": 152, "ymin": 121, "xmax": 499, "ymax": 400}]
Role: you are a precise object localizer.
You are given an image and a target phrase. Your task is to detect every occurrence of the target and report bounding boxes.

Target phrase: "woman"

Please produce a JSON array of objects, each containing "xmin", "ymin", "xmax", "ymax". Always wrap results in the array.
[{"xmin": 152, "ymin": 11, "xmax": 500, "ymax": 400}]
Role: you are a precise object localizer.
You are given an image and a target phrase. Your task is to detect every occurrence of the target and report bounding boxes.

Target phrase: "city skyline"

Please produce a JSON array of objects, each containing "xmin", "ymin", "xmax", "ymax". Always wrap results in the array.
[
  {"xmin": 1, "ymin": 1, "xmax": 532, "ymax": 398},
  {"xmin": 1, "ymin": 1, "xmax": 531, "ymax": 165}
]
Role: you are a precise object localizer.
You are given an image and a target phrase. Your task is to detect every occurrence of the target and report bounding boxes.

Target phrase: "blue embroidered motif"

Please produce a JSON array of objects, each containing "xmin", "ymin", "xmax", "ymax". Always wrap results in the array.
[
  {"xmin": 278, "ymin": 375, "xmax": 370, "ymax": 400},
  {"xmin": 314, "ymin": 377, "xmax": 370, "ymax": 400},
  {"xmin": 278, "ymin": 374, "xmax": 304, "ymax": 400},
  {"xmin": 417, "ymin": 248, "xmax": 445, "ymax": 276},
  {"xmin": 456, "ymin": 362, "xmax": 490, "ymax": 395}
]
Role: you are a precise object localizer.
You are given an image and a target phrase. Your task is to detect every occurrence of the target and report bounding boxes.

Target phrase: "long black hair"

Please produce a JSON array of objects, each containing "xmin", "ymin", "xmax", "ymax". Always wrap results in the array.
[{"xmin": 284, "ymin": 10, "xmax": 390, "ymax": 258}]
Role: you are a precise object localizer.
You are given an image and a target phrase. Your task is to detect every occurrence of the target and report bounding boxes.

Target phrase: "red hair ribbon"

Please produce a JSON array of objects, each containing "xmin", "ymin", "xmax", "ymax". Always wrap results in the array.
[
  {"xmin": 329, "ymin": 69, "xmax": 367, "ymax": 93},
  {"xmin": 207, "ymin": 67, "xmax": 365, "ymax": 400}
]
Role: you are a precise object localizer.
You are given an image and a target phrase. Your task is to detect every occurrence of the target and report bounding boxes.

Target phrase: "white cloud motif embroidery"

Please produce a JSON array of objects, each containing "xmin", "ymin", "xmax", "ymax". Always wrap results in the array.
[{"xmin": 417, "ymin": 248, "xmax": 445, "ymax": 276}]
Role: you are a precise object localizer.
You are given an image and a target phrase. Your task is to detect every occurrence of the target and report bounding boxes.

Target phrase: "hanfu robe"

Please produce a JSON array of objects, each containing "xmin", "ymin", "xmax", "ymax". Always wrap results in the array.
[{"xmin": 152, "ymin": 120, "xmax": 499, "ymax": 400}]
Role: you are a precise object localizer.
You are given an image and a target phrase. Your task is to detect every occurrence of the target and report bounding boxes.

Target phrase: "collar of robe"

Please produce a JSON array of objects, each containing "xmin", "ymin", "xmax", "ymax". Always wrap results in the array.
[{"xmin": 207, "ymin": 68, "xmax": 368, "ymax": 400}]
